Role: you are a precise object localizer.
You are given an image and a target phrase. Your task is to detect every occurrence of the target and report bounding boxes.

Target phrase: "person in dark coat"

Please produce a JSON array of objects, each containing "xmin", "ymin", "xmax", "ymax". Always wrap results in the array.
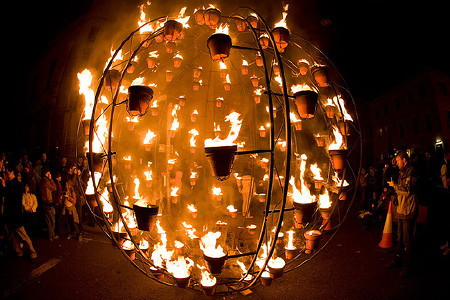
[{"xmin": 1, "ymin": 164, "xmax": 37, "ymax": 259}]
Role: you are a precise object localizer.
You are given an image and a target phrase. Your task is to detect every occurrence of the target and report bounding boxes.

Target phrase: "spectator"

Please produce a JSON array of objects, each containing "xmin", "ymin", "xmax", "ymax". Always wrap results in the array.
[
  {"xmin": 58, "ymin": 157, "xmax": 70, "ymax": 187},
  {"xmin": 62, "ymin": 180, "xmax": 82, "ymax": 241},
  {"xmin": 53, "ymin": 172, "xmax": 64, "ymax": 237},
  {"xmin": 40, "ymin": 166, "xmax": 58, "ymax": 241},
  {"xmin": 22, "ymin": 183, "xmax": 38, "ymax": 237},
  {"xmin": 386, "ymin": 151, "xmax": 418, "ymax": 277},
  {"xmin": 1, "ymin": 164, "xmax": 37, "ymax": 259}
]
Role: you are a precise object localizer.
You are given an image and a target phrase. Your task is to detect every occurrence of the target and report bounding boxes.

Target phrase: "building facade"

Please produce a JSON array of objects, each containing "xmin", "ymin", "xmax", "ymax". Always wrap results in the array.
[{"xmin": 369, "ymin": 68, "xmax": 450, "ymax": 163}]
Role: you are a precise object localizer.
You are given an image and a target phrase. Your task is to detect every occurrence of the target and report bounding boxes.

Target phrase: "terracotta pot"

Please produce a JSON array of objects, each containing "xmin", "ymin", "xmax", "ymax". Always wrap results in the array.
[
  {"xmin": 293, "ymin": 90, "xmax": 318, "ymax": 119},
  {"xmin": 174, "ymin": 276, "xmax": 190, "ymax": 288},
  {"xmin": 207, "ymin": 33, "xmax": 232, "ymax": 61},
  {"xmin": 193, "ymin": 81, "xmax": 200, "ymax": 91},
  {"xmin": 151, "ymin": 108, "xmax": 158, "ymax": 116},
  {"xmin": 294, "ymin": 122, "xmax": 302, "ymax": 131},
  {"xmin": 260, "ymin": 274, "xmax": 273, "ymax": 286},
  {"xmin": 328, "ymin": 149, "xmax": 348, "ymax": 170},
  {"xmin": 254, "ymin": 94, "xmax": 261, "ymax": 103},
  {"xmin": 204, "ymin": 253, "xmax": 228, "ymax": 275},
  {"xmin": 259, "ymin": 36, "xmax": 269, "ymax": 49},
  {"xmin": 86, "ymin": 152, "xmax": 104, "ymax": 173},
  {"xmin": 325, "ymin": 105, "xmax": 336, "ymax": 118},
  {"xmin": 163, "ymin": 20, "xmax": 183, "ymax": 41},
  {"xmin": 166, "ymin": 71, "xmax": 174, "ymax": 82},
  {"xmin": 165, "ymin": 41, "xmax": 176, "ymax": 53},
  {"xmin": 247, "ymin": 15, "xmax": 258, "ymax": 28},
  {"xmin": 127, "ymin": 85, "xmax": 153, "ymax": 117},
  {"xmin": 268, "ymin": 266, "xmax": 284, "ymax": 279},
  {"xmin": 150, "ymin": 267, "xmax": 164, "ymax": 279},
  {"xmin": 255, "ymin": 53, "xmax": 263, "ymax": 66},
  {"xmin": 293, "ymin": 201, "xmax": 318, "ymax": 228},
  {"xmin": 241, "ymin": 65, "xmax": 249, "ymax": 75},
  {"xmin": 223, "ymin": 82, "xmax": 231, "ymax": 91},
  {"xmin": 133, "ymin": 204, "xmax": 159, "ymax": 231},
  {"xmin": 123, "ymin": 247, "xmax": 136, "ymax": 260},
  {"xmin": 82, "ymin": 119, "xmax": 91, "ymax": 136},
  {"xmin": 298, "ymin": 61, "xmax": 309, "ymax": 75},
  {"xmin": 320, "ymin": 208, "xmax": 333, "ymax": 231},
  {"xmin": 193, "ymin": 9, "xmax": 205, "ymax": 25},
  {"xmin": 285, "ymin": 248, "xmax": 297, "ymax": 260},
  {"xmin": 338, "ymin": 120, "xmax": 351, "ymax": 136},
  {"xmin": 105, "ymin": 69, "xmax": 121, "ymax": 91},
  {"xmin": 251, "ymin": 76, "xmax": 259, "ymax": 87},
  {"xmin": 235, "ymin": 19, "xmax": 247, "ymax": 31},
  {"xmin": 201, "ymin": 283, "xmax": 216, "ymax": 296},
  {"xmin": 205, "ymin": 145, "xmax": 237, "ymax": 180},
  {"xmin": 311, "ymin": 65, "xmax": 330, "ymax": 87},
  {"xmin": 173, "ymin": 57, "xmax": 182, "ymax": 68},
  {"xmin": 304, "ymin": 230, "xmax": 322, "ymax": 254},
  {"xmin": 316, "ymin": 136, "xmax": 326, "ymax": 147},
  {"xmin": 193, "ymin": 67, "xmax": 202, "ymax": 78},
  {"xmin": 271, "ymin": 27, "xmax": 290, "ymax": 52},
  {"xmin": 203, "ymin": 8, "xmax": 221, "ymax": 28}
]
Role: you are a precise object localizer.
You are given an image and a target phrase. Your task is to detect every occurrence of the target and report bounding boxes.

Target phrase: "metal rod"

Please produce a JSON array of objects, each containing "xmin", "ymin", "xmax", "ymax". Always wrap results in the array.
[
  {"xmin": 263, "ymin": 90, "xmax": 295, "ymax": 98},
  {"xmin": 234, "ymin": 149, "xmax": 271, "ymax": 155}
]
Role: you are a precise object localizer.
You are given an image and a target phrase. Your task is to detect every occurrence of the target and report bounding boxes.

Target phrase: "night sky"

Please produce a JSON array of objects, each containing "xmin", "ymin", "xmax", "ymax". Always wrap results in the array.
[{"xmin": 3, "ymin": 0, "xmax": 449, "ymax": 151}]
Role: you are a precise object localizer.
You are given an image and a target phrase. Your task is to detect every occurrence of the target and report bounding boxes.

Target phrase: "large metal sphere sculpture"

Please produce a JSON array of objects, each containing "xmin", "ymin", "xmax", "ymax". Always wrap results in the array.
[{"xmin": 78, "ymin": 5, "xmax": 361, "ymax": 296}]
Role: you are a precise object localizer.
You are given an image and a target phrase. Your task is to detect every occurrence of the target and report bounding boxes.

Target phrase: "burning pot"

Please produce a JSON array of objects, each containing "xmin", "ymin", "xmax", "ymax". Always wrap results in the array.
[
  {"xmin": 133, "ymin": 204, "xmax": 159, "ymax": 231},
  {"xmin": 319, "ymin": 208, "xmax": 333, "ymax": 231},
  {"xmin": 271, "ymin": 27, "xmax": 290, "ymax": 52},
  {"xmin": 304, "ymin": 230, "xmax": 322, "ymax": 254},
  {"xmin": 174, "ymin": 276, "xmax": 190, "ymax": 288},
  {"xmin": 127, "ymin": 85, "xmax": 153, "ymax": 117},
  {"xmin": 298, "ymin": 61, "xmax": 310, "ymax": 75},
  {"xmin": 204, "ymin": 253, "xmax": 228, "ymax": 275},
  {"xmin": 207, "ymin": 33, "xmax": 232, "ymax": 61},
  {"xmin": 293, "ymin": 90, "xmax": 318, "ymax": 119},
  {"xmin": 193, "ymin": 9, "xmax": 205, "ymax": 25},
  {"xmin": 201, "ymin": 282, "xmax": 217, "ymax": 296},
  {"xmin": 82, "ymin": 119, "xmax": 91, "ymax": 136},
  {"xmin": 260, "ymin": 271, "xmax": 273, "ymax": 286},
  {"xmin": 122, "ymin": 240, "xmax": 136, "ymax": 260},
  {"xmin": 163, "ymin": 20, "xmax": 183, "ymax": 41},
  {"xmin": 85, "ymin": 193, "xmax": 98, "ymax": 208},
  {"xmin": 311, "ymin": 65, "xmax": 330, "ymax": 87},
  {"xmin": 328, "ymin": 149, "xmax": 348, "ymax": 170},
  {"xmin": 205, "ymin": 145, "xmax": 237, "ymax": 181},
  {"xmin": 203, "ymin": 8, "xmax": 221, "ymax": 28},
  {"xmin": 235, "ymin": 19, "xmax": 247, "ymax": 32},
  {"xmin": 105, "ymin": 69, "xmax": 121, "ymax": 91},
  {"xmin": 86, "ymin": 152, "xmax": 104, "ymax": 173},
  {"xmin": 293, "ymin": 201, "xmax": 318, "ymax": 229}
]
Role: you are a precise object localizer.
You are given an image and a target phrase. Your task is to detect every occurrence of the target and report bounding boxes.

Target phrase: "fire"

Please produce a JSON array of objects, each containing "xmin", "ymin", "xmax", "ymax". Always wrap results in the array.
[
  {"xmin": 138, "ymin": 3, "xmax": 153, "ymax": 33},
  {"xmin": 200, "ymin": 231, "xmax": 225, "ymax": 258},
  {"xmin": 187, "ymin": 204, "xmax": 197, "ymax": 213},
  {"xmin": 77, "ymin": 69, "xmax": 95, "ymax": 121},
  {"xmin": 204, "ymin": 112, "xmax": 243, "ymax": 147},
  {"xmin": 188, "ymin": 129, "xmax": 199, "ymax": 147},
  {"xmin": 237, "ymin": 260, "xmax": 253, "ymax": 281},
  {"xmin": 318, "ymin": 188, "xmax": 332, "ymax": 209},
  {"xmin": 170, "ymin": 186, "xmax": 179, "ymax": 197},
  {"xmin": 166, "ymin": 256, "xmax": 194, "ymax": 279},
  {"xmin": 175, "ymin": 7, "xmax": 190, "ymax": 28},
  {"xmin": 274, "ymin": 4, "xmax": 289, "ymax": 28},
  {"xmin": 123, "ymin": 155, "xmax": 131, "ymax": 161},
  {"xmin": 85, "ymin": 172, "xmax": 102, "ymax": 195},
  {"xmin": 291, "ymin": 83, "xmax": 314, "ymax": 94},
  {"xmin": 143, "ymin": 129, "xmax": 156, "ymax": 145},
  {"xmin": 215, "ymin": 23, "xmax": 229, "ymax": 34},
  {"xmin": 126, "ymin": 116, "xmax": 139, "ymax": 123},
  {"xmin": 285, "ymin": 230, "xmax": 296, "ymax": 250},
  {"xmin": 190, "ymin": 171, "xmax": 197, "ymax": 179},
  {"xmin": 212, "ymin": 186, "xmax": 222, "ymax": 196},
  {"xmin": 332, "ymin": 172, "xmax": 349, "ymax": 187},
  {"xmin": 268, "ymin": 256, "xmax": 285, "ymax": 269},
  {"xmin": 152, "ymin": 220, "xmax": 174, "ymax": 268},
  {"xmin": 182, "ymin": 221, "xmax": 198, "ymax": 239},
  {"xmin": 99, "ymin": 188, "xmax": 113, "ymax": 213},
  {"xmin": 133, "ymin": 177, "xmax": 141, "ymax": 200},
  {"xmin": 226, "ymin": 205, "xmax": 237, "ymax": 213},
  {"xmin": 335, "ymin": 95, "xmax": 353, "ymax": 122},
  {"xmin": 310, "ymin": 163, "xmax": 324, "ymax": 181},
  {"xmin": 289, "ymin": 154, "xmax": 316, "ymax": 204},
  {"xmin": 219, "ymin": 61, "xmax": 227, "ymax": 70},
  {"xmin": 224, "ymin": 74, "xmax": 231, "ymax": 84},
  {"xmin": 242, "ymin": 60, "xmax": 248, "ymax": 66},
  {"xmin": 151, "ymin": 99, "xmax": 158, "ymax": 108},
  {"xmin": 328, "ymin": 125, "xmax": 344, "ymax": 150},
  {"xmin": 197, "ymin": 265, "xmax": 217, "ymax": 287},
  {"xmin": 290, "ymin": 112, "xmax": 301, "ymax": 123}
]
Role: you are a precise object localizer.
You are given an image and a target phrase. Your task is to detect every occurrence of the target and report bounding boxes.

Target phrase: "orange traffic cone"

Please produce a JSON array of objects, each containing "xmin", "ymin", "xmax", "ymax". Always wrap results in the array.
[{"xmin": 379, "ymin": 201, "xmax": 393, "ymax": 248}]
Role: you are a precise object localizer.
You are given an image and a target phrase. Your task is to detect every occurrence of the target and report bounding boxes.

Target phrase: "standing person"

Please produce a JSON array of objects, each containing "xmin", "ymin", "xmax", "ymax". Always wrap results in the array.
[
  {"xmin": 22, "ymin": 184, "xmax": 38, "ymax": 237},
  {"xmin": 40, "ymin": 167, "xmax": 58, "ymax": 241},
  {"xmin": 386, "ymin": 151, "xmax": 418, "ymax": 277},
  {"xmin": 53, "ymin": 172, "xmax": 64, "ymax": 237},
  {"xmin": 1, "ymin": 164, "xmax": 37, "ymax": 259},
  {"xmin": 438, "ymin": 150, "xmax": 450, "ymax": 255},
  {"xmin": 62, "ymin": 180, "xmax": 82, "ymax": 241}
]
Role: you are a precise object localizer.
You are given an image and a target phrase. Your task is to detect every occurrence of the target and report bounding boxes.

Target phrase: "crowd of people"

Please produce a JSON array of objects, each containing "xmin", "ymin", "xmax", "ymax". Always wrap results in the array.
[
  {"xmin": 0, "ymin": 151, "xmax": 92, "ymax": 260},
  {"xmin": 358, "ymin": 149, "xmax": 450, "ymax": 277}
]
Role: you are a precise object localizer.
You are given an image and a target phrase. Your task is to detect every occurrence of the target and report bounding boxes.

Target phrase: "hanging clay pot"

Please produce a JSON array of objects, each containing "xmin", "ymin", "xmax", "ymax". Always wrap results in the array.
[
  {"xmin": 127, "ymin": 85, "xmax": 154, "ymax": 117},
  {"xmin": 293, "ymin": 90, "xmax": 318, "ymax": 119},
  {"xmin": 271, "ymin": 27, "xmax": 290, "ymax": 52},
  {"xmin": 311, "ymin": 65, "xmax": 330, "ymax": 87},
  {"xmin": 163, "ymin": 20, "xmax": 183, "ymax": 41},
  {"xmin": 207, "ymin": 33, "xmax": 232, "ymax": 61},
  {"xmin": 204, "ymin": 8, "xmax": 221, "ymax": 28}
]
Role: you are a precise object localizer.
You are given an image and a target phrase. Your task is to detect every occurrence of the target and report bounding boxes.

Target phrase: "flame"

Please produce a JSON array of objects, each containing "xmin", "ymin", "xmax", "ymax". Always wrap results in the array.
[
  {"xmin": 212, "ymin": 186, "xmax": 222, "ymax": 196},
  {"xmin": 318, "ymin": 188, "xmax": 332, "ymax": 209},
  {"xmin": 259, "ymin": 125, "xmax": 265, "ymax": 131},
  {"xmin": 133, "ymin": 177, "xmax": 141, "ymax": 200},
  {"xmin": 148, "ymin": 50, "xmax": 159, "ymax": 58},
  {"xmin": 122, "ymin": 240, "xmax": 135, "ymax": 251},
  {"xmin": 226, "ymin": 205, "xmax": 237, "ymax": 213},
  {"xmin": 77, "ymin": 69, "xmax": 95, "ymax": 121},
  {"xmin": 173, "ymin": 52, "xmax": 183, "ymax": 60},
  {"xmin": 143, "ymin": 129, "xmax": 156, "ymax": 144},
  {"xmin": 224, "ymin": 74, "xmax": 231, "ymax": 84},
  {"xmin": 138, "ymin": 3, "xmax": 154, "ymax": 33},
  {"xmin": 204, "ymin": 111, "xmax": 242, "ymax": 147},
  {"xmin": 328, "ymin": 125, "xmax": 344, "ymax": 150},
  {"xmin": 85, "ymin": 172, "xmax": 102, "ymax": 195},
  {"xmin": 139, "ymin": 239, "xmax": 149, "ymax": 250},
  {"xmin": 166, "ymin": 256, "xmax": 194, "ymax": 279},
  {"xmin": 219, "ymin": 61, "xmax": 227, "ymax": 70},
  {"xmin": 285, "ymin": 230, "xmax": 296, "ymax": 250},
  {"xmin": 332, "ymin": 172, "xmax": 349, "ymax": 187},
  {"xmin": 192, "ymin": 109, "xmax": 198, "ymax": 115},
  {"xmin": 144, "ymin": 169, "xmax": 153, "ymax": 181},
  {"xmin": 268, "ymin": 256, "xmax": 285, "ymax": 269},
  {"xmin": 242, "ymin": 60, "xmax": 248, "ymax": 66},
  {"xmin": 291, "ymin": 83, "xmax": 314, "ymax": 94},
  {"xmin": 290, "ymin": 112, "xmax": 301, "ymax": 123},
  {"xmin": 289, "ymin": 154, "xmax": 316, "ymax": 204},
  {"xmin": 126, "ymin": 116, "xmax": 139, "ymax": 123},
  {"xmin": 187, "ymin": 204, "xmax": 197, "ymax": 213},
  {"xmin": 123, "ymin": 155, "xmax": 131, "ymax": 161},
  {"xmin": 335, "ymin": 95, "xmax": 353, "ymax": 122},
  {"xmin": 310, "ymin": 163, "xmax": 324, "ymax": 181},
  {"xmin": 182, "ymin": 221, "xmax": 198, "ymax": 239},
  {"xmin": 168, "ymin": 158, "xmax": 176, "ymax": 166},
  {"xmin": 175, "ymin": 7, "xmax": 190, "ymax": 28},
  {"xmin": 274, "ymin": 4, "xmax": 289, "ymax": 28},
  {"xmin": 152, "ymin": 220, "xmax": 174, "ymax": 268},
  {"xmin": 200, "ymin": 231, "xmax": 225, "ymax": 258},
  {"xmin": 190, "ymin": 171, "xmax": 197, "ymax": 179},
  {"xmin": 236, "ymin": 260, "xmax": 253, "ymax": 281},
  {"xmin": 151, "ymin": 100, "xmax": 158, "ymax": 108},
  {"xmin": 99, "ymin": 188, "xmax": 113, "ymax": 213},
  {"xmin": 197, "ymin": 265, "xmax": 217, "ymax": 286},
  {"xmin": 213, "ymin": 123, "xmax": 221, "ymax": 132},
  {"xmin": 170, "ymin": 186, "xmax": 179, "ymax": 197},
  {"xmin": 188, "ymin": 129, "xmax": 199, "ymax": 147},
  {"xmin": 215, "ymin": 23, "xmax": 229, "ymax": 34}
]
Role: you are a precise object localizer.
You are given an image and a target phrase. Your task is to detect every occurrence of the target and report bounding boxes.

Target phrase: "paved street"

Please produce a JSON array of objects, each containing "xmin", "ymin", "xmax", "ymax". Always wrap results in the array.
[{"xmin": 1, "ymin": 208, "xmax": 449, "ymax": 300}]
